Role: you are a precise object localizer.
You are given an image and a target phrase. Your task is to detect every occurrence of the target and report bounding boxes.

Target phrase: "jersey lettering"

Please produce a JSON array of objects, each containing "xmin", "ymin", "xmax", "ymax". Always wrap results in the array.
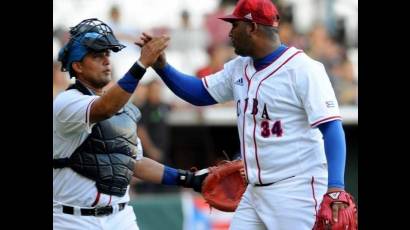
[
  {"xmin": 251, "ymin": 98, "xmax": 258, "ymax": 115},
  {"xmin": 244, "ymin": 98, "xmax": 249, "ymax": 112},
  {"xmin": 261, "ymin": 103, "xmax": 270, "ymax": 120},
  {"xmin": 236, "ymin": 100, "xmax": 241, "ymax": 117}
]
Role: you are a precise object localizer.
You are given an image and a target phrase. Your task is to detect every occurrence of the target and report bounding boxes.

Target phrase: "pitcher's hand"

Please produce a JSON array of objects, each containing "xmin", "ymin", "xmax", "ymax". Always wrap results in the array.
[{"xmin": 136, "ymin": 32, "xmax": 167, "ymax": 69}]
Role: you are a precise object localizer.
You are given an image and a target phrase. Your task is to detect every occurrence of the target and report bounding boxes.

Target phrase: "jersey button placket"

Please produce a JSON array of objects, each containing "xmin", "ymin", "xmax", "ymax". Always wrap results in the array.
[{"xmin": 245, "ymin": 91, "xmax": 255, "ymax": 184}]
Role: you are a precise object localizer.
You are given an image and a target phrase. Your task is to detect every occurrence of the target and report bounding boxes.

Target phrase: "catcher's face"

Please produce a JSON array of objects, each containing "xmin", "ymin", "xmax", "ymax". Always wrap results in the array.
[{"xmin": 73, "ymin": 50, "xmax": 112, "ymax": 89}]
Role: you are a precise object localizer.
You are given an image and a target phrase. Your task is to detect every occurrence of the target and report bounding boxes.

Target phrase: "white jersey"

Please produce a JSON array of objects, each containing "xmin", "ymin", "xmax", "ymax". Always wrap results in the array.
[
  {"xmin": 202, "ymin": 47, "xmax": 341, "ymax": 185},
  {"xmin": 53, "ymin": 88, "xmax": 143, "ymax": 208}
]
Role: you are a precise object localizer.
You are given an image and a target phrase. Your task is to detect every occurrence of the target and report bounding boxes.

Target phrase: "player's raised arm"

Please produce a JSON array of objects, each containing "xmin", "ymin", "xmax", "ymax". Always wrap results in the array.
[
  {"xmin": 135, "ymin": 33, "xmax": 218, "ymax": 106},
  {"xmin": 57, "ymin": 19, "xmax": 170, "ymax": 124},
  {"xmin": 88, "ymin": 35, "xmax": 169, "ymax": 123}
]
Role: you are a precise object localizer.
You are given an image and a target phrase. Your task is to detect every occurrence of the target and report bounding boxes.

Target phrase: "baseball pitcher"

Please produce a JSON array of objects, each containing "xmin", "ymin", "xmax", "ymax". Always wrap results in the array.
[{"xmin": 136, "ymin": 0, "xmax": 357, "ymax": 229}]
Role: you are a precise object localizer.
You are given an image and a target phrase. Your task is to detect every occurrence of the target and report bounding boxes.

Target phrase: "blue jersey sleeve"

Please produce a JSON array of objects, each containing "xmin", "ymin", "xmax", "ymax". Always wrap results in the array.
[
  {"xmin": 318, "ymin": 120, "xmax": 346, "ymax": 189},
  {"xmin": 155, "ymin": 64, "xmax": 217, "ymax": 106}
]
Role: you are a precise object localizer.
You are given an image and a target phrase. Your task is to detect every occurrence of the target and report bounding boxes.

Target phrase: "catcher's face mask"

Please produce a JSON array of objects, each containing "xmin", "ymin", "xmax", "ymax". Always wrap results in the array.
[{"xmin": 58, "ymin": 18, "xmax": 125, "ymax": 77}]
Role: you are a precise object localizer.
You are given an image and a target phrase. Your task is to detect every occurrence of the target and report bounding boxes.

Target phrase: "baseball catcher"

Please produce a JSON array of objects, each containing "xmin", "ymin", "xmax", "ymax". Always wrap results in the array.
[{"xmin": 177, "ymin": 159, "xmax": 247, "ymax": 212}]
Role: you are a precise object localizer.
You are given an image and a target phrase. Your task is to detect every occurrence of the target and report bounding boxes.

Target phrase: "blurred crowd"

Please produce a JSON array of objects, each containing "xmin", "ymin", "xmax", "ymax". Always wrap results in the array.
[
  {"xmin": 54, "ymin": 0, "xmax": 358, "ymax": 105},
  {"xmin": 53, "ymin": 0, "xmax": 358, "ymax": 193}
]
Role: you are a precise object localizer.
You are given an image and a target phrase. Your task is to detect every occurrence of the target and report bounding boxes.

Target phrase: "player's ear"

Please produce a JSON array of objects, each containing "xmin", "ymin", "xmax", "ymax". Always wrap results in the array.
[
  {"xmin": 72, "ymin": 62, "xmax": 83, "ymax": 74},
  {"xmin": 249, "ymin": 22, "xmax": 258, "ymax": 34}
]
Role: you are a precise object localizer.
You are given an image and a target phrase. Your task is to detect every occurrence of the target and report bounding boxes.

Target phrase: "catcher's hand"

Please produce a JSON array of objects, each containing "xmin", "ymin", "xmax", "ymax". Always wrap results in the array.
[
  {"xmin": 177, "ymin": 168, "xmax": 209, "ymax": 192},
  {"xmin": 313, "ymin": 190, "xmax": 358, "ymax": 230}
]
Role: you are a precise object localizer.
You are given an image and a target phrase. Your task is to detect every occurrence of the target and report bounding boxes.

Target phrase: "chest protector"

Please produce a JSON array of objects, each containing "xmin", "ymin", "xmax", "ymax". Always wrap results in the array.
[{"xmin": 53, "ymin": 80, "xmax": 141, "ymax": 197}]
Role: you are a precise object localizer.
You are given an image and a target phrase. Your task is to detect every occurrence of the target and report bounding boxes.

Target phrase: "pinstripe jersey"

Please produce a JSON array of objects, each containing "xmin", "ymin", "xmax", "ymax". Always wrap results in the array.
[{"xmin": 202, "ymin": 47, "xmax": 341, "ymax": 185}]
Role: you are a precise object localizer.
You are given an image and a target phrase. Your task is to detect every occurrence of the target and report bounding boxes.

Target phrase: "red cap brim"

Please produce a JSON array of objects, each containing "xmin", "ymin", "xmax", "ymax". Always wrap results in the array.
[{"xmin": 218, "ymin": 14, "xmax": 243, "ymax": 22}]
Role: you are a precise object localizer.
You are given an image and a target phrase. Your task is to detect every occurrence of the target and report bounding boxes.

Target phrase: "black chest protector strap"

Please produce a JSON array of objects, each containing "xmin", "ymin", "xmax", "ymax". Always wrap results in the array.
[
  {"xmin": 53, "ymin": 80, "xmax": 140, "ymax": 197},
  {"xmin": 53, "ymin": 158, "xmax": 70, "ymax": 168},
  {"xmin": 66, "ymin": 80, "xmax": 93, "ymax": 95},
  {"xmin": 53, "ymin": 80, "xmax": 89, "ymax": 169}
]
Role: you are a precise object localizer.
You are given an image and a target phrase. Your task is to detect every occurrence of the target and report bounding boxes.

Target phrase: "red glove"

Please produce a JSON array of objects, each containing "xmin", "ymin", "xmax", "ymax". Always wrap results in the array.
[
  {"xmin": 313, "ymin": 191, "xmax": 358, "ymax": 230},
  {"xmin": 201, "ymin": 160, "xmax": 246, "ymax": 212}
]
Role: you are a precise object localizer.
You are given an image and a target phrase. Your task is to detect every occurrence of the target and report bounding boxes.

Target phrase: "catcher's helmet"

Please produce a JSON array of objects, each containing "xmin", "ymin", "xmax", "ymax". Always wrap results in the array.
[{"xmin": 58, "ymin": 18, "xmax": 126, "ymax": 77}]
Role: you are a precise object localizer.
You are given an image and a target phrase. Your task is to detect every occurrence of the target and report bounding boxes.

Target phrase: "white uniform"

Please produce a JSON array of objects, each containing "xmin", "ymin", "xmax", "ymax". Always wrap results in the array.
[
  {"xmin": 53, "ymin": 88, "xmax": 142, "ymax": 230},
  {"xmin": 202, "ymin": 47, "xmax": 341, "ymax": 229}
]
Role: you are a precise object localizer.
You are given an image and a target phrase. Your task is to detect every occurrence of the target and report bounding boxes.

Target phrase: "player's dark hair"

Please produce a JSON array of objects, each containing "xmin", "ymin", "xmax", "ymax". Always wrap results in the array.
[{"xmin": 69, "ymin": 69, "xmax": 76, "ymax": 78}]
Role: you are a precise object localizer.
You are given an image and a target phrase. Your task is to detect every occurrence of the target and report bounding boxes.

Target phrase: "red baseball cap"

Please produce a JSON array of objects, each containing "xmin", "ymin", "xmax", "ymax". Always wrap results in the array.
[{"xmin": 219, "ymin": 0, "xmax": 280, "ymax": 27}]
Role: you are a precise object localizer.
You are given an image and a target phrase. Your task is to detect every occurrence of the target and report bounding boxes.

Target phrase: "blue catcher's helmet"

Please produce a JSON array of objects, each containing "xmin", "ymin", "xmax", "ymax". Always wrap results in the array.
[{"xmin": 57, "ymin": 18, "xmax": 126, "ymax": 77}]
